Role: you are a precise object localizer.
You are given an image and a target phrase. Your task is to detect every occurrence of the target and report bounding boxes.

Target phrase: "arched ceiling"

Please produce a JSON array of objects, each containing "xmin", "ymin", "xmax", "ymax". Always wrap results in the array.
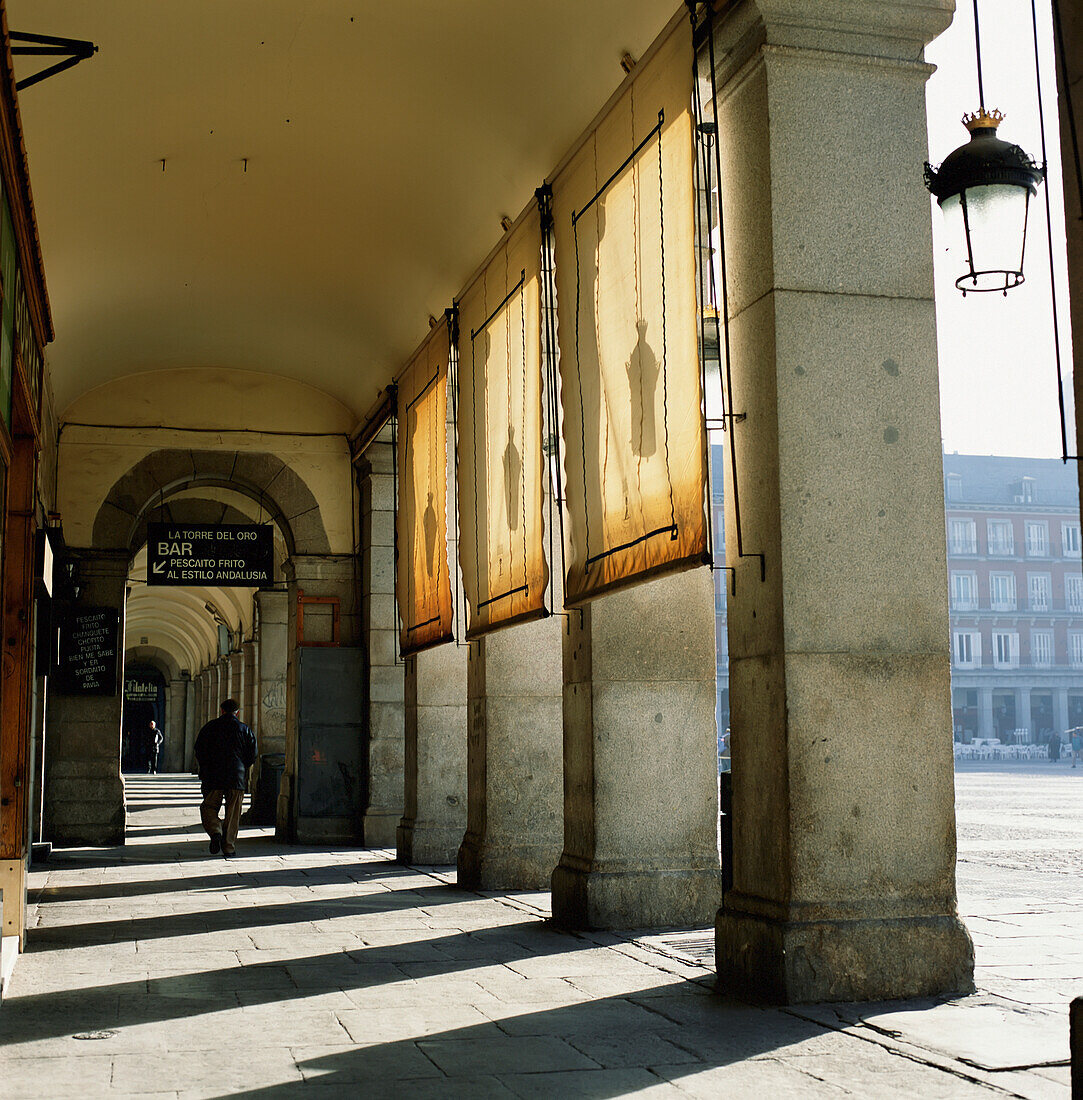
[{"xmin": 11, "ymin": 1, "xmax": 683, "ymax": 419}]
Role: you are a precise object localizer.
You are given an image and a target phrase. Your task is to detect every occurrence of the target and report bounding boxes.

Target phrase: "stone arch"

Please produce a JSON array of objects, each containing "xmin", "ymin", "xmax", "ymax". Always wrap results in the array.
[{"xmin": 93, "ymin": 449, "xmax": 331, "ymax": 555}]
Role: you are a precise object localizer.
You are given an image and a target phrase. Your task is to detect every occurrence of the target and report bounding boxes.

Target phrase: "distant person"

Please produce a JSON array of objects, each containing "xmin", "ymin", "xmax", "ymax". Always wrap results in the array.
[
  {"xmin": 147, "ymin": 720, "xmax": 164, "ymax": 774},
  {"xmin": 1048, "ymin": 732, "xmax": 1061, "ymax": 763},
  {"xmin": 194, "ymin": 699, "xmax": 256, "ymax": 858},
  {"xmin": 1073, "ymin": 728, "xmax": 1083, "ymax": 769}
]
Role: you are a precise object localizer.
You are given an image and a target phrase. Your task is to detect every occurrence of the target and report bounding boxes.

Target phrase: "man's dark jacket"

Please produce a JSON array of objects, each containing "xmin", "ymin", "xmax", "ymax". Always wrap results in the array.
[{"xmin": 194, "ymin": 714, "xmax": 257, "ymax": 791}]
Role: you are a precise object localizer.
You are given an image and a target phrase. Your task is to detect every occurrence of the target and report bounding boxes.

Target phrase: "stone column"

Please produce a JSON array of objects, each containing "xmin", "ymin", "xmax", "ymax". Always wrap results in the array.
[
  {"xmin": 979, "ymin": 688, "xmax": 994, "ymax": 740},
  {"xmin": 228, "ymin": 650, "xmax": 244, "ymax": 709},
  {"xmin": 242, "ymin": 641, "xmax": 257, "ymax": 738},
  {"xmin": 1019, "ymin": 689, "xmax": 1032, "ymax": 742},
  {"xmin": 1055, "ymin": 688, "xmax": 1069, "ymax": 740},
  {"xmin": 397, "ymin": 644, "xmax": 467, "ymax": 865},
  {"xmin": 551, "ymin": 568, "xmax": 720, "ymax": 929},
  {"xmin": 710, "ymin": 1, "xmax": 973, "ymax": 1003},
  {"xmin": 207, "ymin": 663, "xmax": 221, "ymax": 719},
  {"xmin": 167, "ymin": 678, "xmax": 187, "ymax": 771},
  {"xmin": 358, "ymin": 442, "xmax": 405, "ymax": 847},
  {"xmin": 184, "ymin": 676, "xmax": 198, "ymax": 771},
  {"xmin": 458, "ymin": 614, "xmax": 564, "ymax": 891},
  {"xmin": 43, "ymin": 549, "xmax": 128, "ymax": 846},
  {"xmin": 200, "ymin": 669, "xmax": 214, "ymax": 726},
  {"xmin": 255, "ymin": 590, "xmax": 288, "ymax": 755}
]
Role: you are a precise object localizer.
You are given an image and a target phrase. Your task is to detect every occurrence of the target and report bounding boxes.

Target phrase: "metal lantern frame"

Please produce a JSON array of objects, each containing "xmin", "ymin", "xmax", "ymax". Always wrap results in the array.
[{"xmin": 924, "ymin": 109, "xmax": 1045, "ymax": 294}]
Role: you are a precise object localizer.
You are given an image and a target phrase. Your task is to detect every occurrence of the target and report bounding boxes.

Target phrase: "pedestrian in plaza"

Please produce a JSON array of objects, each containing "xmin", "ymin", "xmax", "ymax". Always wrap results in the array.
[
  {"xmin": 194, "ymin": 699, "xmax": 256, "ymax": 858},
  {"xmin": 146, "ymin": 720, "xmax": 164, "ymax": 774},
  {"xmin": 1072, "ymin": 728, "xmax": 1083, "ymax": 769},
  {"xmin": 1047, "ymin": 731, "xmax": 1061, "ymax": 763}
]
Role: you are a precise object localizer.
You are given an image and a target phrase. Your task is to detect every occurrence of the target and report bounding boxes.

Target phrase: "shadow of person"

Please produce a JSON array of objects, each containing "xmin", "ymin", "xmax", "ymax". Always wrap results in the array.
[
  {"xmin": 626, "ymin": 317, "xmax": 659, "ymax": 459},
  {"xmin": 502, "ymin": 425, "xmax": 521, "ymax": 532},
  {"xmin": 423, "ymin": 491, "xmax": 438, "ymax": 579}
]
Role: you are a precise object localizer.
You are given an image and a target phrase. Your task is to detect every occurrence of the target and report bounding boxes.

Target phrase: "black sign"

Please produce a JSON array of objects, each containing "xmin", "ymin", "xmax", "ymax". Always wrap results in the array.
[
  {"xmin": 56, "ymin": 607, "xmax": 119, "ymax": 695},
  {"xmin": 147, "ymin": 523, "xmax": 274, "ymax": 587}
]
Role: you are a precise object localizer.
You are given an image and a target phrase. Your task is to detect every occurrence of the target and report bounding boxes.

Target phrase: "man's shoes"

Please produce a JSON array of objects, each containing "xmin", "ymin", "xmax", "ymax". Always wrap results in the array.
[
  {"xmin": 222, "ymin": 850, "xmax": 234, "ymax": 859},
  {"xmin": 209, "ymin": 834, "xmax": 222, "ymax": 854}
]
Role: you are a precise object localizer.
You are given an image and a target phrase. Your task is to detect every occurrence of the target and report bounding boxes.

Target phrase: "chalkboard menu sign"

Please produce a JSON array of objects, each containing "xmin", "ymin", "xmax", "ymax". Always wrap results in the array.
[{"xmin": 56, "ymin": 607, "xmax": 119, "ymax": 695}]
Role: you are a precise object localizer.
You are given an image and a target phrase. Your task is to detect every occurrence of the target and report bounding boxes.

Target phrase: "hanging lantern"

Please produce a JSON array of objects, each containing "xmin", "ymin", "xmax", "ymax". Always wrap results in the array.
[{"xmin": 924, "ymin": 109, "xmax": 1045, "ymax": 296}]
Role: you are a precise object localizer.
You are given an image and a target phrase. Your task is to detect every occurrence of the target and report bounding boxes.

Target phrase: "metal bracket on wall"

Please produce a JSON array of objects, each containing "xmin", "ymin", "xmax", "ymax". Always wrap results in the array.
[
  {"xmin": 11, "ymin": 32, "xmax": 97, "ymax": 91},
  {"xmin": 296, "ymin": 589, "xmax": 340, "ymax": 647}
]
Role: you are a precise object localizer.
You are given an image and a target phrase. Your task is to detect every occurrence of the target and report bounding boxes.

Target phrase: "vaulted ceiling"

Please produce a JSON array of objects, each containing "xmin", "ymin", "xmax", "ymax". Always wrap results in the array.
[{"xmin": 10, "ymin": 1, "xmax": 683, "ymax": 423}]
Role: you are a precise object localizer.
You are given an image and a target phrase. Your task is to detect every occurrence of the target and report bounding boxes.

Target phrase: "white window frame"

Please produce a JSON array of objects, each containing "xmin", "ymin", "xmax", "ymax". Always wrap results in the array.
[
  {"xmin": 948, "ymin": 518, "xmax": 977, "ymax": 556},
  {"xmin": 992, "ymin": 631, "xmax": 1020, "ymax": 669},
  {"xmin": 989, "ymin": 572, "xmax": 1017, "ymax": 612},
  {"xmin": 1070, "ymin": 631, "xmax": 1083, "ymax": 668},
  {"xmin": 987, "ymin": 519, "xmax": 1014, "ymax": 556},
  {"xmin": 953, "ymin": 630, "xmax": 981, "ymax": 669},
  {"xmin": 1025, "ymin": 520, "xmax": 1049, "ymax": 557},
  {"xmin": 950, "ymin": 571, "xmax": 978, "ymax": 611},
  {"xmin": 1063, "ymin": 522, "xmax": 1082, "ymax": 559},
  {"xmin": 1030, "ymin": 630, "xmax": 1053, "ymax": 668},
  {"xmin": 1067, "ymin": 575, "xmax": 1083, "ymax": 613},
  {"xmin": 945, "ymin": 474, "xmax": 962, "ymax": 501},
  {"xmin": 1027, "ymin": 572, "xmax": 1052, "ymax": 612}
]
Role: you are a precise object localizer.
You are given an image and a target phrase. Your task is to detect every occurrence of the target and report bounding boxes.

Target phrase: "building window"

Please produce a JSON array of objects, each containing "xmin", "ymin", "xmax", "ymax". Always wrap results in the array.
[
  {"xmin": 989, "ymin": 572, "xmax": 1017, "ymax": 611},
  {"xmin": 945, "ymin": 474, "xmax": 962, "ymax": 501},
  {"xmin": 1063, "ymin": 522, "xmax": 1081, "ymax": 558},
  {"xmin": 987, "ymin": 519, "xmax": 1014, "ymax": 556},
  {"xmin": 950, "ymin": 571, "xmax": 978, "ymax": 611},
  {"xmin": 953, "ymin": 630, "xmax": 981, "ymax": 668},
  {"xmin": 1070, "ymin": 632, "xmax": 1083, "ymax": 668},
  {"xmin": 948, "ymin": 518, "xmax": 977, "ymax": 555},
  {"xmin": 1031, "ymin": 630, "xmax": 1053, "ymax": 667},
  {"xmin": 992, "ymin": 631, "xmax": 1019, "ymax": 669},
  {"xmin": 1025, "ymin": 521, "xmax": 1049, "ymax": 557},
  {"xmin": 1028, "ymin": 573, "xmax": 1052, "ymax": 611},
  {"xmin": 1067, "ymin": 575, "xmax": 1083, "ymax": 613}
]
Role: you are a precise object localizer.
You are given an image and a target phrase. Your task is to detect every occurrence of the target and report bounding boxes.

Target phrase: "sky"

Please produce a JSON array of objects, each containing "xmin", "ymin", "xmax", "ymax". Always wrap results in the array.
[{"xmin": 926, "ymin": 0, "xmax": 1075, "ymax": 459}]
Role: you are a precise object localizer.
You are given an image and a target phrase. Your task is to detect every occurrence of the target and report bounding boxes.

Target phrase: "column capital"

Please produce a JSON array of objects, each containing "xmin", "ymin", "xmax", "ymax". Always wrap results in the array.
[{"xmin": 712, "ymin": 0, "xmax": 954, "ymax": 74}]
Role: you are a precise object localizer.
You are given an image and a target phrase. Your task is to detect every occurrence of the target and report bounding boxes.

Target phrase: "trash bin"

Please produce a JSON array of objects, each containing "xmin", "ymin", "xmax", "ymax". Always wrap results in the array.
[{"xmin": 252, "ymin": 753, "xmax": 286, "ymax": 826}]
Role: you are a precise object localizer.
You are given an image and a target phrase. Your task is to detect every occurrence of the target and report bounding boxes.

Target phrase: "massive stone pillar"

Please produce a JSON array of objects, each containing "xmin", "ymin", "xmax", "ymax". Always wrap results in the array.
[
  {"xmin": 167, "ymin": 677, "xmax": 187, "ymax": 772},
  {"xmin": 397, "ymin": 644, "xmax": 467, "ymax": 865},
  {"xmin": 185, "ymin": 676, "xmax": 198, "ymax": 770},
  {"xmin": 1055, "ymin": 688, "xmax": 1069, "ymax": 742},
  {"xmin": 979, "ymin": 688, "xmax": 994, "ymax": 740},
  {"xmin": 358, "ymin": 442, "xmax": 405, "ymax": 847},
  {"xmin": 200, "ymin": 668, "xmax": 214, "ymax": 726},
  {"xmin": 43, "ymin": 550, "xmax": 127, "ymax": 846},
  {"xmin": 551, "ymin": 568, "xmax": 720, "ymax": 929},
  {"xmin": 242, "ymin": 641, "xmax": 257, "ymax": 738},
  {"xmin": 709, "ymin": 0, "xmax": 973, "ymax": 1003},
  {"xmin": 255, "ymin": 590, "xmax": 288, "ymax": 755},
  {"xmin": 228, "ymin": 650, "xmax": 244, "ymax": 710},
  {"xmin": 458, "ymin": 614, "xmax": 563, "ymax": 891},
  {"xmin": 1019, "ymin": 689, "xmax": 1032, "ymax": 741}
]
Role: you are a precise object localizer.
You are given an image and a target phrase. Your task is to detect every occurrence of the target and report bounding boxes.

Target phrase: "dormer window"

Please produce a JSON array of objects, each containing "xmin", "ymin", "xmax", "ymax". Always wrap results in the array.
[{"xmin": 945, "ymin": 473, "xmax": 962, "ymax": 501}]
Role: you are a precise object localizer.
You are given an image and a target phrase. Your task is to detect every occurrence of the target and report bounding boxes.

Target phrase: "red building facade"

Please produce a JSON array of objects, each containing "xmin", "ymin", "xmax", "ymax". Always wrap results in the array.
[{"xmin": 945, "ymin": 455, "xmax": 1083, "ymax": 744}]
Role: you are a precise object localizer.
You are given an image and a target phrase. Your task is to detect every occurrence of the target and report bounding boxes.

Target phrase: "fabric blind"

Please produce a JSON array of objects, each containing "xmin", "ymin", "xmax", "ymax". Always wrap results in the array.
[
  {"xmin": 551, "ymin": 23, "xmax": 707, "ymax": 605},
  {"xmin": 457, "ymin": 216, "xmax": 549, "ymax": 638},
  {"xmin": 395, "ymin": 316, "xmax": 454, "ymax": 656}
]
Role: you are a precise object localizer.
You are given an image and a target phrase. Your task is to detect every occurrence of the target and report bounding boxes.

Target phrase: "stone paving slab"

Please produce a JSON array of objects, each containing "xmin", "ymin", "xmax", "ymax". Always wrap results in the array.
[{"xmin": 0, "ymin": 773, "xmax": 1077, "ymax": 1096}]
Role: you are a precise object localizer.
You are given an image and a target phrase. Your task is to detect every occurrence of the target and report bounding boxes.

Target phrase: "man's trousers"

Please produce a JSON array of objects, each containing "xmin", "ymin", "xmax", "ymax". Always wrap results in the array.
[{"xmin": 200, "ymin": 789, "xmax": 245, "ymax": 855}]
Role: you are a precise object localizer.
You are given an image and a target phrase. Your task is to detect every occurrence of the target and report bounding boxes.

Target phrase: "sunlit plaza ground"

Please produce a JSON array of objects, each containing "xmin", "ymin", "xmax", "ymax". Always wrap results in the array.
[{"xmin": 0, "ymin": 767, "xmax": 1078, "ymax": 1098}]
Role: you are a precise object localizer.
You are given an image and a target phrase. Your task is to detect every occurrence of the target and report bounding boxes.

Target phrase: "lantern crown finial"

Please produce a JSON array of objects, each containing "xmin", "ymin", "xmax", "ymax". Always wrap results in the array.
[{"xmin": 962, "ymin": 107, "xmax": 1005, "ymax": 133}]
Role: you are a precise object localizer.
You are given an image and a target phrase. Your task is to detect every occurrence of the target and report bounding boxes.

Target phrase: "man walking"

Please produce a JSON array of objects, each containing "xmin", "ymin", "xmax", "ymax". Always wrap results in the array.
[{"xmin": 194, "ymin": 699, "xmax": 256, "ymax": 858}]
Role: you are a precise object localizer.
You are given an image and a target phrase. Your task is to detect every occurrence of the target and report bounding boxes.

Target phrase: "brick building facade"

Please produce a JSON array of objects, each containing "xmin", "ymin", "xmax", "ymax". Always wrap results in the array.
[{"xmin": 945, "ymin": 454, "xmax": 1083, "ymax": 744}]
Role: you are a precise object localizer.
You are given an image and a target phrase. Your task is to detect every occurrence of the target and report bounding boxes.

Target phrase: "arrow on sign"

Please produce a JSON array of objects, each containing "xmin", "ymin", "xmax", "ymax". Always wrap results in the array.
[{"xmin": 151, "ymin": 561, "xmax": 166, "ymax": 575}]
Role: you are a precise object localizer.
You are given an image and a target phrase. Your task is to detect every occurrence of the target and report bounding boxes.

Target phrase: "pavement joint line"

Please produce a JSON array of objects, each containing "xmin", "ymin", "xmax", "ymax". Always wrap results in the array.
[{"xmin": 782, "ymin": 1008, "xmax": 1031, "ymax": 1098}]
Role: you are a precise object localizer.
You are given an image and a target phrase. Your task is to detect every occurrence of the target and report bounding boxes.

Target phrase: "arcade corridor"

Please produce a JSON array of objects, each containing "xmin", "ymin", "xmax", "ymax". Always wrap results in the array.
[{"xmin": 0, "ymin": 773, "xmax": 1074, "ymax": 1096}]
